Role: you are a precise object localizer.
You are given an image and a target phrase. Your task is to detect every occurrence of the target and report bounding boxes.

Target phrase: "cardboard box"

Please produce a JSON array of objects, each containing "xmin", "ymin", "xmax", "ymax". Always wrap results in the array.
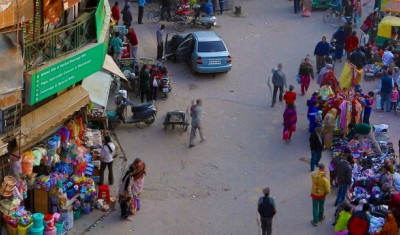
[{"xmin": 0, "ymin": 0, "xmax": 33, "ymax": 29}]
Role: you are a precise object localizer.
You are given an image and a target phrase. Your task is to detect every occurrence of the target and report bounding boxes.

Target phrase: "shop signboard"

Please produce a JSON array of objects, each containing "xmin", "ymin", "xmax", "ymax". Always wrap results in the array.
[
  {"xmin": 95, "ymin": 0, "xmax": 106, "ymax": 41},
  {"xmin": 119, "ymin": 59, "xmax": 137, "ymax": 77},
  {"xmin": 0, "ymin": 104, "xmax": 21, "ymax": 134},
  {"xmin": 28, "ymin": 44, "xmax": 104, "ymax": 105}
]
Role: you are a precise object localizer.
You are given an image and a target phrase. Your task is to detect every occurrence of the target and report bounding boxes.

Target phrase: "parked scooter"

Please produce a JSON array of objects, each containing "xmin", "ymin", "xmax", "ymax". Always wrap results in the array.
[
  {"xmin": 192, "ymin": 4, "xmax": 217, "ymax": 29},
  {"xmin": 109, "ymin": 91, "xmax": 157, "ymax": 128},
  {"xmin": 156, "ymin": 63, "xmax": 172, "ymax": 99},
  {"xmin": 159, "ymin": 77, "xmax": 172, "ymax": 99}
]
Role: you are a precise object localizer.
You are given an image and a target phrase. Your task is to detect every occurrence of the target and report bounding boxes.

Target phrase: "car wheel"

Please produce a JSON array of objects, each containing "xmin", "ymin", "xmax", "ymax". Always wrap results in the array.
[
  {"xmin": 205, "ymin": 23, "xmax": 212, "ymax": 29},
  {"xmin": 189, "ymin": 61, "xmax": 197, "ymax": 75}
]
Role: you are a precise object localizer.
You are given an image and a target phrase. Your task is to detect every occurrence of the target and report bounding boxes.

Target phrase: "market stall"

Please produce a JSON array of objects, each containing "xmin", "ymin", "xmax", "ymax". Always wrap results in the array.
[
  {"xmin": 0, "ymin": 112, "xmax": 116, "ymax": 235},
  {"xmin": 330, "ymin": 124, "xmax": 399, "ymax": 234}
]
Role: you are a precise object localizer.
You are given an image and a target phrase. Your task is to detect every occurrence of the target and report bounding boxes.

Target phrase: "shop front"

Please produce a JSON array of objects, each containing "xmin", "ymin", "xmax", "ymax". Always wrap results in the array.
[{"xmin": 1, "ymin": 85, "xmax": 117, "ymax": 235}]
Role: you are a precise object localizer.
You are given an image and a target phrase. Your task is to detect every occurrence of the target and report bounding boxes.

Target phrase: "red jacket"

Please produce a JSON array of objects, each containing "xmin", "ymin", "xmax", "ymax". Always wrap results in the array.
[
  {"xmin": 111, "ymin": 6, "xmax": 120, "ymax": 21},
  {"xmin": 283, "ymin": 91, "xmax": 296, "ymax": 104},
  {"xmin": 126, "ymin": 30, "xmax": 138, "ymax": 46},
  {"xmin": 345, "ymin": 35, "xmax": 359, "ymax": 53}
]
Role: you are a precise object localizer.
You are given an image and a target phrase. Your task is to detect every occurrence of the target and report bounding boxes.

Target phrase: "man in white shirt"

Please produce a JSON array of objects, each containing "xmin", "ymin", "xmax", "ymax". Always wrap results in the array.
[
  {"xmin": 100, "ymin": 135, "xmax": 116, "ymax": 185},
  {"xmin": 382, "ymin": 46, "xmax": 394, "ymax": 70}
]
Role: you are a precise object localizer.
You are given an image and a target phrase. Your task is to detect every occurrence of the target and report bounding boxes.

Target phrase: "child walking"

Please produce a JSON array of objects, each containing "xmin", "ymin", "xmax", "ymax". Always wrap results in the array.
[{"xmin": 390, "ymin": 85, "xmax": 399, "ymax": 112}]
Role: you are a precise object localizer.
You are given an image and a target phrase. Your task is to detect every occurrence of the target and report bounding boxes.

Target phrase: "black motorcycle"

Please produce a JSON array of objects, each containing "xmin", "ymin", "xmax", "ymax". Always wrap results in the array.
[{"xmin": 109, "ymin": 99, "xmax": 157, "ymax": 128}]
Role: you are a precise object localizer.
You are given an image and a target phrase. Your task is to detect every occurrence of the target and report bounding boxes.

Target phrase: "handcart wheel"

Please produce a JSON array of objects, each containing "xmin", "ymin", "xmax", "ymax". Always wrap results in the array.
[
  {"xmin": 163, "ymin": 117, "xmax": 168, "ymax": 131},
  {"xmin": 184, "ymin": 123, "xmax": 188, "ymax": 132},
  {"xmin": 172, "ymin": 124, "xmax": 175, "ymax": 130}
]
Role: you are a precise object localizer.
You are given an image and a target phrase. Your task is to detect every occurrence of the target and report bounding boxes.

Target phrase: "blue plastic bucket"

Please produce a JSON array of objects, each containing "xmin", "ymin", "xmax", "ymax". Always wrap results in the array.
[
  {"xmin": 29, "ymin": 225, "xmax": 44, "ymax": 235},
  {"xmin": 107, "ymin": 111, "xmax": 116, "ymax": 119},
  {"xmin": 55, "ymin": 222, "xmax": 64, "ymax": 235},
  {"xmin": 47, "ymin": 137, "xmax": 57, "ymax": 150},
  {"xmin": 32, "ymin": 213, "xmax": 44, "ymax": 228},
  {"xmin": 83, "ymin": 205, "xmax": 91, "ymax": 214}
]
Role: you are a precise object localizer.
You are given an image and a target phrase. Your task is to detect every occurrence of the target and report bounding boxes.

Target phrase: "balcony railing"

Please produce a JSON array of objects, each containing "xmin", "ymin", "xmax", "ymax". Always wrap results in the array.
[{"xmin": 24, "ymin": 12, "xmax": 96, "ymax": 72}]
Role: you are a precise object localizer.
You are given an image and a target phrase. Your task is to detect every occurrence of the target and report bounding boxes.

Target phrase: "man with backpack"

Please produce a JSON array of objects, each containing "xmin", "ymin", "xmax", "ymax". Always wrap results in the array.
[
  {"xmin": 257, "ymin": 187, "xmax": 277, "ymax": 235},
  {"xmin": 310, "ymin": 163, "xmax": 331, "ymax": 227}
]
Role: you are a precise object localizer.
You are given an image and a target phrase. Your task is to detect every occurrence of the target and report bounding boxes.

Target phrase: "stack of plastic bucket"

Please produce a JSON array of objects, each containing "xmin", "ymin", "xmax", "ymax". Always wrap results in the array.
[
  {"xmin": 31, "ymin": 213, "xmax": 44, "ymax": 235},
  {"xmin": 44, "ymin": 213, "xmax": 57, "ymax": 234},
  {"xmin": 17, "ymin": 222, "xmax": 32, "ymax": 235}
]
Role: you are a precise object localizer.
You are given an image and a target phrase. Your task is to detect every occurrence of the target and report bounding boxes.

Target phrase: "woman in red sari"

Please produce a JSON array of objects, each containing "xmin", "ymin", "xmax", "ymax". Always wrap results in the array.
[{"xmin": 283, "ymin": 103, "xmax": 297, "ymax": 141}]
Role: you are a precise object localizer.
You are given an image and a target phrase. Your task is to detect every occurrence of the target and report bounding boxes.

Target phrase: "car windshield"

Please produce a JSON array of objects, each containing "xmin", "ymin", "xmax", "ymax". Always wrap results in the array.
[{"xmin": 198, "ymin": 41, "xmax": 226, "ymax": 53}]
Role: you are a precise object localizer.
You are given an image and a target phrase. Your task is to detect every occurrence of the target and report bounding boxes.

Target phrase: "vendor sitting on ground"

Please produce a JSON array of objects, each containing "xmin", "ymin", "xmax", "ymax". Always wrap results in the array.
[
  {"xmin": 376, "ymin": 165, "xmax": 394, "ymax": 188},
  {"xmin": 347, "ymin": 123, "xmax": 383, "ymax": 155}
]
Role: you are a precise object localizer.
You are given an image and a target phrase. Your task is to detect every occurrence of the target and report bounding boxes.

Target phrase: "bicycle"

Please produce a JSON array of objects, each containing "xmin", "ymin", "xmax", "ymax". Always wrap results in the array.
[
  {"xmin": 323, "ymin": 4, "xmax": 341, "ymax": 23},
  {"xmin": 148, "ymin": 5, "xmax": 177, "ymax": 22}
]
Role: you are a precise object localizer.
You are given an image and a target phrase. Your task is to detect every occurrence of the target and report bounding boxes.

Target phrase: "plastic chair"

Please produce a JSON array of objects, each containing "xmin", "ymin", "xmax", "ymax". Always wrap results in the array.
[{"xmin": 98, "ymin": 185, "xmax": 110, "ymax": 202}]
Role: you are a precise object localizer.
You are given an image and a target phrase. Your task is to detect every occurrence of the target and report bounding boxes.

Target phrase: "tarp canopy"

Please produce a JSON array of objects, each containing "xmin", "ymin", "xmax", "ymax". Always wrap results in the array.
[
  {"xmin": 17, "ymin": 86, "xmax": 89, "ymax": 149},
  {"xmin": 81, "ymin": 71, "xmax": 112, "ymax": 107}
]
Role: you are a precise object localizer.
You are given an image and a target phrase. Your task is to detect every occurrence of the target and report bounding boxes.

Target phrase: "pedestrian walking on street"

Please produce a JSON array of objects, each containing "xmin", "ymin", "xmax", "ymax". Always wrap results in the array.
[
  {"xmin": 149, "ymin": 65, "xmax": 159, "ymax": 101},
  {"xmin": 139, "ymin": 64, "xmax": 150, "ymax": 103},
  {"xmin": 310, "ymin": 163, "xmax": 330, "ymax": 227},
  {"xmin": 314, "ymin": 36, "xmax": 331, "ymax": 73},
  {"xmin": 362, "ymin": 91, "xmax": 374, "ymax": 124},
  {"xmin": 189, "ymin": 99, "xmax": 206, "ymax": 148},
  {"xmin": 299, "ymin": 57, "xmax": 314, "ymax": 96},
  {"xmin": 218, "ymin": 0, "xmax": 224, "ymax": 15},
  {"xmin": 302, "ymin": 0, "xmax": 312, "ymax": 17},
  {"xmin": 271, "ymin": 63, "xmax": 287, "ymax": 107},
  {"xmin": 126, "ymin": 26, "xmax": 139, "ymax": 64},
  {"xmin": 333, "ymin": 26, "xmax": 346, "ymax": 62},
  {"xmin": 322, "ymin": 108, "xmax": 337, "ymax": 150},
  {"xmin": 99, "ymin": 135, "xmax": 116, "ymax": 185},
  {"xmin": 138, "ymin": 0, "xmax": 146, "ymax": 24},
  {"xmin": 293, "ymin": 0, "xmax": 300, "ymax": 13},
  {"xmin": 283, "ymin": 85, "xmax": 296, "ymax": 104},
  {"xmin": 309, "ymin": 125, "xmax": 323, "ymax": 171},
  {"xmin": 282, "ymin": 102, "xmax": 297, "ymax": 141},
  {"xmin": 344, "ymin": 31, "xmax": 359, "ymax": 58},
  {"xmin": 118, "ymin": 164, "xmax": 135, "ymax": 221},
  {"xmin": 160, "ymin": 0, "xmax": 172, "ymax": 21},
  {"xmin": 379, "ymin": 69, "xmax": 395, "ymax": 113},
  {"xmin": 111, "ymin": 2, "xmax": 120, "ymax": 25},
  {"xmin": 130, "ymin": 158, "xmax": 147, "ymax": 196},
  {"xmin": 157, "ymin": 24, "xmax": 166, "ymax": 60},
  {"xmin": 257, "ymin": 187, "xmax": 277, "ymax": 235},
  {"xmin": 334, "ymin": 151, "xmax": 353, "ymax": 207},
  {"xmin": 121, "ymin": 5, "xmax": 133, "ymax": 29}
]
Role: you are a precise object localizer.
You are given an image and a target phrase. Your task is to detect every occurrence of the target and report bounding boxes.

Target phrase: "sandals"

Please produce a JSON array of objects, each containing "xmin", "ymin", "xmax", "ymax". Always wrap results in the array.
[
  {"xmin": 311, "ymin": 220, "xmax": 318, "ymax": 227},
  {"xmin": 319, "ymin": 215, "xmax": 326, "ymax": 222}
]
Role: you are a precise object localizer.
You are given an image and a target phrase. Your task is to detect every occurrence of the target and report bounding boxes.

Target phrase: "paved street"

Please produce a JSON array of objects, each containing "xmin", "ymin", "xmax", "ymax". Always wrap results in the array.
[{"xmin": 83, "ymin": 0, "xmax": 400, "ymax": 234}]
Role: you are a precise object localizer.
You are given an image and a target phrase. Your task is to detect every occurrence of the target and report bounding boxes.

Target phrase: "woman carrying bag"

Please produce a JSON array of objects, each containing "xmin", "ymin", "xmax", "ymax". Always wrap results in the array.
[{"xmin": 118, "ymin": 165, "xmax": 135, "ymax": 221}]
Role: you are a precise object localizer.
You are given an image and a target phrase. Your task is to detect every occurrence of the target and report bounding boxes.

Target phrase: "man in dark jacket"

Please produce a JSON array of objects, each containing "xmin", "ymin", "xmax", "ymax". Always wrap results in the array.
[
  {"xmin": 139, "ymin": 64, "xmax": 150, "ymax": 103},
  {"xmin": 333, "ymin": 26, "xmax": 347, "ymax": 62},
  {"xmin": 309, "ymin": 126, "xmax": 324, "ymax": 172},
  {"xmin": 379, "ymin": 70, "xmax": 394, "ymax": 113},
  {"xmin": 347, "ymin": 203, "xmax": 370, "ymax": 235},
  {"xmin": 314, "ymin": 36, "xmax": 331, "ymax": 73},
  {"xmin": 121, "ymin": 5, "xmax": 133, "ymax": 28},
  {"xmin": 349, "ymin": 47, "xmax": 367, "ymax": 67},
  {"xmin": 334, "ymin": 151, "xmax": 353, "ymax": 207},
  {"xmin": 160, "ymin": 0, "xmax": 172, "ymax": 21}
]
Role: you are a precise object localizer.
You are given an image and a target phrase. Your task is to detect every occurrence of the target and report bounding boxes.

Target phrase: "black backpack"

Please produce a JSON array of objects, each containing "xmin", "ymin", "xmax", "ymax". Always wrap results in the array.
[{"xmin": 258, "ymin": 197, "xmax": 275, "ymax": 218}]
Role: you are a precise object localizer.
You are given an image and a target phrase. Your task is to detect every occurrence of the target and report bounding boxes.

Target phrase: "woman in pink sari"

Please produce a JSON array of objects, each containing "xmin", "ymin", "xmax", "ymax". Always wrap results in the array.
[
  {"xmin": 302, "ymin": 0, "xmax": 312, "ymax": 17},
  {"xmin": 283, "ymin": 103, "xmax": 297, "ymax": 141}
]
